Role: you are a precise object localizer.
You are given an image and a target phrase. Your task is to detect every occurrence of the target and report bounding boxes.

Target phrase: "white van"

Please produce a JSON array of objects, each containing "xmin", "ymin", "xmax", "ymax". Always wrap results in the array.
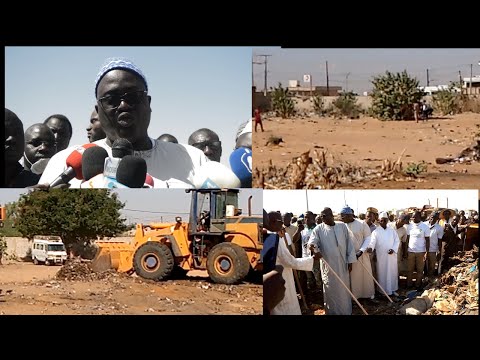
[{"xmin": 32, "ymin": 237, "xmax": 67, "ymax": 265}]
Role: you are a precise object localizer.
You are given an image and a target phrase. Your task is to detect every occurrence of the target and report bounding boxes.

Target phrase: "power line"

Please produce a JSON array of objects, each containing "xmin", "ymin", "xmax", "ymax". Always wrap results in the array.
[{"xmin": 123, "ymin": 208, "xmax": 189, "ymax": 215}]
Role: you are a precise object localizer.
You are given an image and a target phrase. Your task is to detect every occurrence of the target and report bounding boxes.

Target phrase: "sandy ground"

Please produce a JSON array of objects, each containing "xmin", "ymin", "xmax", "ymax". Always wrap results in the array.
[
  {"xmin": 253, "ymin": 113, "xmax": 480, "ymax": 189},
  {"xmin": 0, "ymin": 260, "xmax": 262, "ymax": 315}
]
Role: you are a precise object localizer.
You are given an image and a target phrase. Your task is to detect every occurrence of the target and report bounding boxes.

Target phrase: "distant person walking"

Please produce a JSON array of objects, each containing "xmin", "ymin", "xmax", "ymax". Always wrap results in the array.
[
  {"xmin": 254, "ymin": 108, "xmax": 264, "ymax": 133},
  {"xmin": 413, "ymin": 102, "xmax": 420, "ymax": 123}
]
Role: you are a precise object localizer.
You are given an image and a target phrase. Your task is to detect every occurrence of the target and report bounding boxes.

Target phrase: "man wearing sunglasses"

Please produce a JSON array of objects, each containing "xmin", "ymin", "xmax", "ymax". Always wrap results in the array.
[
  {"xmin": 188, "ymin": 128, "xmax": 222, "ymax": 162},
  {"xmin": 39, "ymin": 58, "xmax": 208, "ymax": 188}
]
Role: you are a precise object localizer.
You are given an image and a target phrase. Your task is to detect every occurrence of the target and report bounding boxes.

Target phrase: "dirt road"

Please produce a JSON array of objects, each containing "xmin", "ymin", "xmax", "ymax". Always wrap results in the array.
[
  {"xmin": 253, "ymin": 113, "xmax": 480, "ymax": 189},
  {"xmin": 0, "ymin": 261, "xmax": 262, "ymax": 315}
]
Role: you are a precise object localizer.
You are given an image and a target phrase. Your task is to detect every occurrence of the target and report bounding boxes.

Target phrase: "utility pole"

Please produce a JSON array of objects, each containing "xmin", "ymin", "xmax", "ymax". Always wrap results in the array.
[
  {"xmin": 459, "ymin": 70, "xmax": 462, "ymax": 89},
  {"xmin": 326, "ymin": 61, "xmax": 330, "ymax": 95},
  {"xmin": 345, "ymin": 72, "xmax": 351, "ymax": 93},
  {"xmin": 252, "ymin": 58, "xmax": 263, "ymax": 88},
  {"xmin": 305, "ymin": 190, "xmax": 309, "ymax": 211},
  {"xmin": 470, "ymin": 63, "xmax": 473, "ymax": 95},
  {"xmin": 257, "ymin": 54, "xmax": 271, "ymax": 96},
  {"xmin": 426, "ymin": 69, "xmax": 430, "ymax": 87}
]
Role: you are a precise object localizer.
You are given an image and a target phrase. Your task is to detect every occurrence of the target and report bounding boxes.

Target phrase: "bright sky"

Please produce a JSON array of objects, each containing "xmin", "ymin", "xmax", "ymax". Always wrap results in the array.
[
  {"xmin": 0, "ymin": 188, "xmax": 262, "ymax": 225},
  {"xmin": 263, "ymin": 189, "xmax": 479, "ymax": 216},
  {"xmin": 253, "ymin": 48, "xmax": 480, "ymax": 94},
  {"xmin": 5, "ymin": 46, "xmax": 252, "ymax": 167}
]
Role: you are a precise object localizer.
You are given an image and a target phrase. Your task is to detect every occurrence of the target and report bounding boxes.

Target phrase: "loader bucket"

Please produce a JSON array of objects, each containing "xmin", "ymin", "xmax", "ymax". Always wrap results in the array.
[{"xmin": 91, "ymin": 241, "xmax": 135, "ymax": 273}]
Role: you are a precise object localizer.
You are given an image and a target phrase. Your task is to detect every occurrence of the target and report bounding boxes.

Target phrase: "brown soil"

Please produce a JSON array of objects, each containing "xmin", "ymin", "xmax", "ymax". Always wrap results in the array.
[
  {"xmin": 253, "ymin": 113, "xmax": 480, "ymax": 189},
  {"xmin": 0, "ymin": 260, "xmax": 262, "ymax": 315}
]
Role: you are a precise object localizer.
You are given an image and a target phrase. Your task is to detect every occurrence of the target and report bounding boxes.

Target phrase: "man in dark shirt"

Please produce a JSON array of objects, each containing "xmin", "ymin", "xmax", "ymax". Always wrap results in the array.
[{"xmin": 5, "ymin": 108, "xmax": 40, "ymax": 187}]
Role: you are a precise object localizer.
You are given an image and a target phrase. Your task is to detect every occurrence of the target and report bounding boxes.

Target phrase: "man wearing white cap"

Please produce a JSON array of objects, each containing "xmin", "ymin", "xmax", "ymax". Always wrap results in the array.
[
  {"xmin": 367, "ymin": 212, "xmax": 400, "ymax": 297},
  {"xmin": 39, "ymin": 57, "xmax": 208, "ymax": 188},
  {"xmin": 307, "ymin": 207, "xmax": 357, "ymax": 315},
  {"xmin": 340, "ymin": 206, "xmax": 375, "ymax": 300}
]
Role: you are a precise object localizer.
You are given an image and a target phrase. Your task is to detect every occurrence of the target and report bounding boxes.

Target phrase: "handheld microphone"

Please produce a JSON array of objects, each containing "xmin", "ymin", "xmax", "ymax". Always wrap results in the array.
[
  {"xmin": 116, "ymin": 155, "xmax": 148, "ymax": 188},
  {"xmin": 145, "ymin": 173, "xmax": 154, "ymax": 187},
  {"xmin": 49, "ymin": 144, "xmax": 96, "ymax": 188},
  {"xmin": 192, "ymin": 161, "xmax": 241, "ymax": 189},
  {"xmin": 82, "ymin": 146, "xmax": 109, "ymax": 181},
  {"xmin": 112, "ymin": 138, "xmax": 133, "ymax": 158},
  {"xmin": 229, "ymin": 147, "xmax": 252, "ymax": 187},
  {"xmin": 104, "ymin": 138, "xmax": 134, "ymax": 180}
]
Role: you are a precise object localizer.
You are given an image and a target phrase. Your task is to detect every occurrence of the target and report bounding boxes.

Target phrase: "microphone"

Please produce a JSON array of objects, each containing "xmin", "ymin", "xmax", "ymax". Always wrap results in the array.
[
  {"xmin": 145, "ymin": 173, "xmax": 154, "ymax": 187},
  {"xmin": 103, "ymin": 138, "xmax": 134, "ymax": 180},
  {"xmin": 192, "ymin": 161, "xmax": 241, "ymax": 189},
  {"xmin": 49, "ymin": 144, "xmax": 96, "ymax": 188},
  {"xmin": 82, "ymin": 146, "xmax": 109, "ymax": 181},
  {"xmin": 112, "ymin": 138, "xmax": 133, "ymax": 158},
  {"xmin": 229, "ymin": 147, "xmax": 252, "ymax": 188},
  {"xmin": 115, "ymin": 155, "xmax": 148, "ymax": 188}
]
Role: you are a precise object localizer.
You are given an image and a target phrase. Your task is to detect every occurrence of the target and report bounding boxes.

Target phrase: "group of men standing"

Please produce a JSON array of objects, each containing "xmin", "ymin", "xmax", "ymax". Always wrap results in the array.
[{"xmin": 266, "ymin": 205, "xmax": 474, "ymax": 315}]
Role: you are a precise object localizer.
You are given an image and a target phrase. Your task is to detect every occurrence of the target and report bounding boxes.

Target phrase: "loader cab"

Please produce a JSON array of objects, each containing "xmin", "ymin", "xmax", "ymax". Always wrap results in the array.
[{"xmin": 187, "ymin": 189, "xmax": 240, "ymax": 234}]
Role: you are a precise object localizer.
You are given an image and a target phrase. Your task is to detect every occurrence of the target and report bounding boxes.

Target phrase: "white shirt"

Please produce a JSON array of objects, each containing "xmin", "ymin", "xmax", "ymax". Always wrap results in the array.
[
  {"xmin": 406, "ymin": 222, "xmax": 430, "ymax": 252},
  {"xmin": 300, "ymin": 226, "xmax": 316, "ymax": 258},
  {"xmin": 423, "ymin": 221, "xmax": 444, "ymax": 252},
  {"xmin": 39, "ymin": 138, "xmax": 208, "ymax": 188},
  {"xmin": 284, "ymin": 232, "xmax": 292, "ymax": 247}
]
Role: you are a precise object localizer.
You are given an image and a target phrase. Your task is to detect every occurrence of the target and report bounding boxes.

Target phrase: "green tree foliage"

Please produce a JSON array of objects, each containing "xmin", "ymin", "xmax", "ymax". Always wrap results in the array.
[
  {"xmin": 370, "ymin": 71, "xmax": 424, "ymax": 120},
  {"xmin": 14, "ymin": 189, "xmax": 129, "ymax": 255},
  {"xmin": 433, "ymin": 84, "xmax": 465, "ymax": 115},
  {"xmin": 0, "ymin": 202, "xmax": 22, "ymax": 237},
  {"xmin": 332, "ymin": 91, "xmax": 362, "ymax": 118},
  {"xmin": 271, "ymin": 83, "xmax": 295, "ymax": 118}
]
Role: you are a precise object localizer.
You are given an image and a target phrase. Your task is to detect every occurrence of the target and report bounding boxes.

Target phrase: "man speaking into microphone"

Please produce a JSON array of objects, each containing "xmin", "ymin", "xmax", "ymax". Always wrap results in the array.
[{"xmin": 39, "ymin": 57, "xmax": 209, "ymax": 188}]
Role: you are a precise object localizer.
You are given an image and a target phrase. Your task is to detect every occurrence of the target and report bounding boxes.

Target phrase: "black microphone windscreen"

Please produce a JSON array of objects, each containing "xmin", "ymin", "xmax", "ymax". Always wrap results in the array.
[
  {"xmin": 82, "ymin": 146, "xmax": 109, "ymax": 181},
  {"xmin": 116, "ymin": 155, "xmax": 147, "ymax": 188},
  {"xmin": 112, "ymin": 138, "xmax": 134, "ymax": 158}
]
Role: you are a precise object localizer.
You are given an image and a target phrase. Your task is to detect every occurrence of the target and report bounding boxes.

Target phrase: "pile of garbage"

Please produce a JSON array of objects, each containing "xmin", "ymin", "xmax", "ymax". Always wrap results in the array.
[
  {"xmin": 56, "ymin": 258, "xmax": 120, "ymax": 281},
  {"xmin": 424, "ymin": 246, "xmax": 478, "ymax": 315}
]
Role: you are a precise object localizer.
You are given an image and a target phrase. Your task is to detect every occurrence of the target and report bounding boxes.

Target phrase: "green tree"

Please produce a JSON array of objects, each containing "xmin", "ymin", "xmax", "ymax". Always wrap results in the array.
[
  {"xmin": 370, "ymin": 70, "xmax": 424, "ymax": 120},
  {"xmin": 332, "ymin": 91, "xmax": 362, "ymax": 118},
  {"xmin": 14, "ymin": 189, "xmax": 129, "ymax": 256},
  {"xmin": 271, "ymin": 83, "xmax": 295, "ymax": 118},
  {"xmin": 433, "ymin": 84, "xmax": 465, "ymax": 115}
]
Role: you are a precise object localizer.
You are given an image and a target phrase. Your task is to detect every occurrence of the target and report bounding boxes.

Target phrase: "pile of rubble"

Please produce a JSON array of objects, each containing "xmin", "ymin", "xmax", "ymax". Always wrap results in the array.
[
  {"xmin": 56, "ymin": 258, "xmax": 121, "ymax": 281},
  {"xmin": 424, "ymin": 247, "xmax": 478, "ymax": 315}
]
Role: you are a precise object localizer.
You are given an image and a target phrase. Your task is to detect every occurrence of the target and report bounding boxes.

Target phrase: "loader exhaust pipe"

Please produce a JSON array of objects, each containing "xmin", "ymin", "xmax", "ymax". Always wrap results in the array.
[{"xmin": 248, "ymin": 195, "xmax": 252, "ymax": 216}]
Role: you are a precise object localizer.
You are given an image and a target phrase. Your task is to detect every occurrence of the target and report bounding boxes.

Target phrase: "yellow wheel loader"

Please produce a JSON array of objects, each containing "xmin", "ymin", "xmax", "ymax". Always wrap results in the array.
[{"xmin": 92, "ymin": 189, "xmax": 263, "ymax": 284}]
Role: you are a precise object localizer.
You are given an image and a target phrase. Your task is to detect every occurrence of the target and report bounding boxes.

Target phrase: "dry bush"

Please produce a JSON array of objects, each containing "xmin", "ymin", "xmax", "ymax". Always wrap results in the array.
[
  {"xmin": 461, "ymin": 96, "xmax": 480, "ymax": 113},
  {"xmin": 253, "ymin": 148, "xmax": 416, "ymax": 189}
]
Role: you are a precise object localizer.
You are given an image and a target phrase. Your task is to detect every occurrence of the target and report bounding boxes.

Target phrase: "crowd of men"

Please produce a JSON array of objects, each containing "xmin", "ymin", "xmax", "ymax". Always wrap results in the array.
[
  {"xmin": 5, "ymin": 58, "xmax": 252, "ymax": 189},
  {"xmin": 264, "ymin": 206, "xmax": 478, "ymax": 315}
]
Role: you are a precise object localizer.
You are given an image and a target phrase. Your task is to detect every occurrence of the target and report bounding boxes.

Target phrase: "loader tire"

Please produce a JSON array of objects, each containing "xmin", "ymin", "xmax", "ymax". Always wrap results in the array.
[
  {"xmin": 133, "ymin": 242, "xmax": 174, "ymax": 281},
  {"xmin": 207, "ymin": 243, "xmax": 250, "ymax": 284}
]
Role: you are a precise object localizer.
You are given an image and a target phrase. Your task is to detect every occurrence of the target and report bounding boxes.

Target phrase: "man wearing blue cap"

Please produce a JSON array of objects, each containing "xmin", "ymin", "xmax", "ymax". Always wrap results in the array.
[
  {"xmin": 39, "ymin": 58, "xmax": 208, "ymax": 188},
  {"xmin": 340, "ymin": 206, "xmax": 375, "ymax": 300}
]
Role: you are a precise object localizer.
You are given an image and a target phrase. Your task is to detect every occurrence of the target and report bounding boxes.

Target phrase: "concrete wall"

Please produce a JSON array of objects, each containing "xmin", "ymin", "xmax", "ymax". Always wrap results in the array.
[
  {"xmin": 5, "ymin": 237, "xmax": 31, "ymax": 259},
  {"xmin": 293, "ymin": 96, "xmax": 373, "ymax": 112},
  {"xmin": 4, "ymin": 237, "xmax": 133, "ymax": 260}
]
